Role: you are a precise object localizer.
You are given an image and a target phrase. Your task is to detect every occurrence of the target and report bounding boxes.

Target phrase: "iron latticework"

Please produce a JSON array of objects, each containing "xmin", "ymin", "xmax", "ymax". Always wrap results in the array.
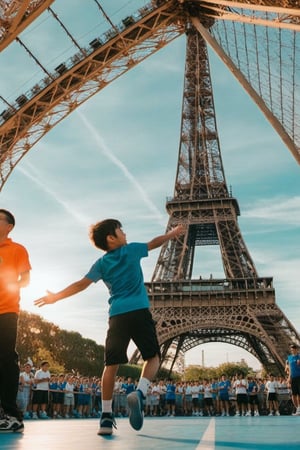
[
  {"xmin": 191, "ymin": 0, "xmax": 300, "ymax": 164},
  {"xmin": 1, "ymin": 1, "xmax": 300, "ymax": 373},
  {"xmin": 0, "ymin": 0, "xmax": 55, "ymax": 51},
  {"xmin": 132, "ymin": 26, "xmax": 300, "ymax": 375},
  {"xmin": 1, "ymin": 1, "xmax": 300, "ymax": 189}
]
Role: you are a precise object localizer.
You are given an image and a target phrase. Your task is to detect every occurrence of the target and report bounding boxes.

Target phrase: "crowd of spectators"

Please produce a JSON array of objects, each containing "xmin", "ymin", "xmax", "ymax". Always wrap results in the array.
[{"xmin": 15, "ymin": 360, "xmax": 295, "ymax": 420}]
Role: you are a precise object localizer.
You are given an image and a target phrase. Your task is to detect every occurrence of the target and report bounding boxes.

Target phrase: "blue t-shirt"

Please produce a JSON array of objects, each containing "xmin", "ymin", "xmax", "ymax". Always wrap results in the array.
[
  {"xmin": 85, "ymin": 242, "xmax": 149, "ymax": 317},
  {"xmin": 287, "ymin": 353, "xmax": 300, "ymax": 378},
  {"xmin": 247, "ymin": 381, "xmax": 258, "ymax": 394},
  {"xmin": 211, "ymin": 382, "xmax": 218, "ymax": 399},
  {"xmin": 122, "ymin": 382, "xmax": 135, "ymax": 395},
  {"xmin": 218, "ymin": 380, "xmax": 230, "ymax": 397},
  {"xmin": 166, "ymin": 383, "xmax": 176, "ymax": 400}
]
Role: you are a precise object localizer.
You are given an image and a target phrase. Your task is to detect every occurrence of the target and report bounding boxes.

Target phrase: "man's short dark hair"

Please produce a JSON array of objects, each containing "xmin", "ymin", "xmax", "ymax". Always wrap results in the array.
[
  {"xmin": 0, "ymin": 209, "xmax": 15, "ymax": 226},
  {"xmin": 89, "ymin": 219, "xmax": 122, "ymax": 251}
]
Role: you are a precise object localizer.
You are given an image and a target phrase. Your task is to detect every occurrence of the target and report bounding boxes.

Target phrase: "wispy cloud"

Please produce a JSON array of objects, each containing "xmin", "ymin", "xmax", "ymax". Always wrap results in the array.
[
  {"xmin": 77, "ymin": 109, "xmax": 165, "ymax": 225},
  {"xmin": 243, "ymin": 196, "xmax": 300, "ymax": 225},
  {"xmin": 17, "ymin": 163, "xmax": 89, "ymax": 226}
]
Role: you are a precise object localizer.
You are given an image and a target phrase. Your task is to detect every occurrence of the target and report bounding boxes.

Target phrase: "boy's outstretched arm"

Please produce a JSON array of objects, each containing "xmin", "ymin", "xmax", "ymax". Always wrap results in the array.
[
  {"xmin": 34, "ymin": 277, "xmax": 93, "ymax": 308},
  {"xmin": 147, "ymin": 224, "xmax": 186, "ymax": 251}
]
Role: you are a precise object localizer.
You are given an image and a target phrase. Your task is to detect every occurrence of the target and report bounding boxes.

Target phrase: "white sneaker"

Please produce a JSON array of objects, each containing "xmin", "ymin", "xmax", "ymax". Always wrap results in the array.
[
  {"xmin": 0, "ymin": 416, "xmax": 24, "ymax": 433},
  {"xmin": 275, "ymin": 411, "xmax": 280, "ymax": 416},
  {"xmin": 254, "ymin": 411, "xmax": 260, "ymax": 416},
  {"xmin": 32, "ymin": 412, "xmax": 38, "ymax": 419},
  {"xmin": 245, "ymin": 411, "xmax": 251, "ymax": 416}
]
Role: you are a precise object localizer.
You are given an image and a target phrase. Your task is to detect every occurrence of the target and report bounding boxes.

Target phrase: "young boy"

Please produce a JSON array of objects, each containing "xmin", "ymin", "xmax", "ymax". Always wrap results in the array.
[
  {"xmin": 32, "ymin": 361, "xmax": 51, "ymax": 419},
  {"xmin": 34, "ymin": 219, "xmax": 185, "ymax": 435}
]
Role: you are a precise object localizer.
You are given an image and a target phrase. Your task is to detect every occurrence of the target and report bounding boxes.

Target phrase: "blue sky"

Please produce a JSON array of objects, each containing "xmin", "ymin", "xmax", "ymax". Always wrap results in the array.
[{"xmin": 1, "ymin": 1, "xmax": 299, "ymax": 370}]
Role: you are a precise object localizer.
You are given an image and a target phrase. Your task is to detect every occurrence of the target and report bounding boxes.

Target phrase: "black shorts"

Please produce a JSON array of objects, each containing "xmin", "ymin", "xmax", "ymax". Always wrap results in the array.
[
  {"xmin": 51, "ymin": 391, "xmax": 64, "ymax": 404},
  {"xmin": 105, "ymin": 308, "xmax": 160, "ymax": 366},
  {"xmin": 248, "ymin": 395, "xmax": 259, "ymax": 405},
  {"xmin": 267, "ymin": 392, "xmax": 278, "ymax": 402},
  {"xmin": 291, "ymin": 376, "xmax": 300, "ymax": 396},
  {"xmin": 32, "ymin": 390, "xmax": 48, "ymax": 405},
  {"xmin": 236, "ymin": 393, "xmax": 248, "ymax": 405},
  {"xmin": 204, "ymin": 398, "xmax": 213, "ymax": 407},
  {"xmin": 192, "ymin": 398, "xmax": 199, "ymax": 407}
]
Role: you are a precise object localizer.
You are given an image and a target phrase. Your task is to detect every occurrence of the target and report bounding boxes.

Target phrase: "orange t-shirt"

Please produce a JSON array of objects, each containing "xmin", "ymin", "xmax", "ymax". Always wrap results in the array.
[{"xmin": 0, "ymin": 238, "xmax": 31, "ymax": 314}]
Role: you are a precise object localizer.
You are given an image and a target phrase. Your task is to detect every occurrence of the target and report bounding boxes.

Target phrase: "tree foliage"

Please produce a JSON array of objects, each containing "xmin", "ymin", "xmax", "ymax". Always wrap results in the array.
[
  {"xmin": 17, "ymin": 311, "xmax": 104, "ymax": 375},
  {"xmin": 184, "ymin": 361, "xmax": 254, "ymax": 381},
  {"xmin": 117, "ymin": 364, "xmax": 142, "ymax": 380}
]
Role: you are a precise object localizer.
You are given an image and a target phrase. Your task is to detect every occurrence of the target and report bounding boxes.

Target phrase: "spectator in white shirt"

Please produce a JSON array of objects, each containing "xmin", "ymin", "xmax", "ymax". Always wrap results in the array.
[
  {"xmin": 265, "ymin": 374, "xmax": 280, "ymax": 416},
  {"xmin": 32, "ymin": 361, "xmax": 50, "ymax": 419}
]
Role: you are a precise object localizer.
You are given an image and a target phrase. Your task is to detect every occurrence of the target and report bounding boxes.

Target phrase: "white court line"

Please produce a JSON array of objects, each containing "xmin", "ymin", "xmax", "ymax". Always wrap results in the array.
[{"xmin": 196, "ymin": 418, "xmax": 216, "ymax": 450}]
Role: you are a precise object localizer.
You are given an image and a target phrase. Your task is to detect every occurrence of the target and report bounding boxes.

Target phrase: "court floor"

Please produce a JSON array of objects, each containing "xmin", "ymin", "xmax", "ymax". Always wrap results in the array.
[{"xmin": 1, "ymin": 416, "xmax": 300, "ymax": 450}]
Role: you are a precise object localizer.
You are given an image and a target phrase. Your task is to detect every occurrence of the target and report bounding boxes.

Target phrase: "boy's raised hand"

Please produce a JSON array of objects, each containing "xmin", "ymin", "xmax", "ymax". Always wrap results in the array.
[
  {"xmin": 34, "ymin": 290, "xmax": 56, "ymax": 308},
  {"xmin": 170, "ymin": 223, "xmax": 186, "ymax": 237}
]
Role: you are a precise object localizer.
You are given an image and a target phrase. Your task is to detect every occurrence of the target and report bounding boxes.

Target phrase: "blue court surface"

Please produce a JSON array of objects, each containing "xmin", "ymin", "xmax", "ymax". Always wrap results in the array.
[{"xmin": 1, "ymin": 416, "xmax": 300, "ymax": 450}]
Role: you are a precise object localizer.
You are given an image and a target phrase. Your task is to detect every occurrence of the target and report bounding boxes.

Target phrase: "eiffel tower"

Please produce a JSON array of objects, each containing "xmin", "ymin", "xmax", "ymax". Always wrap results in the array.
[
  {"xmin": 1, "ymin": 2, "xmax": 299, "ymax": 374},
  {"xmin": 137, "ymin": 25, "xmax": 300, "ymax": 376}
]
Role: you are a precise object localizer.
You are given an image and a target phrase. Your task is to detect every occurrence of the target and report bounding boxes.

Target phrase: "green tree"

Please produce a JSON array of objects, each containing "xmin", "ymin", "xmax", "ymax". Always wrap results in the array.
[
  {"xmin": 184, "ymin": 365, "xmax": 218, "ymax": 381},
  {"xmin": 33, "ymin": 348, "xmax": 64, "ymax": 374},
  {"xmin": 184, "ymin": 362, "xmax": 254, "ymax": 381},
  {"xmin": 215, "ymin": 362, "xmax": 252, "ymax": 379},
  {"xmin": 117, "ymin": 364, "xmax": 141, "ymax": 380},
  {"xmin": 17, "ymin": 311, "xmax": 104, "ymax": 375}
]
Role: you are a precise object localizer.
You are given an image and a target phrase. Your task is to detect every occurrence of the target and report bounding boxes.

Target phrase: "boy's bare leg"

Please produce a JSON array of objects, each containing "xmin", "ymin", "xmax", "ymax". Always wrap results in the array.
[
  {"xmin": 98, "ymin": 365, "xmax": 119, "ymax": 436},
  {"xmin": 101, "ymin": 365, "xmax": 119, "ymax": 400},
  {"xmin": 140, "ymin": 354, "xmax": 160, "ymax": 381}
]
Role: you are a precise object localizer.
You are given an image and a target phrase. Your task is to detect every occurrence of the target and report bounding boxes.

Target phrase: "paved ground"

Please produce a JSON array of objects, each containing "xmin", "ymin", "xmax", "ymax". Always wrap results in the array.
[{"xmin": 1, "ymin": 416, "xmax": 300, "ymax": 450}]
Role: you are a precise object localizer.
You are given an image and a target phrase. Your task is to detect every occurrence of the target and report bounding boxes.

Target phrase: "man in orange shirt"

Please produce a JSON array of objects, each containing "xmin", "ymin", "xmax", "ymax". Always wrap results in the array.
[{"xmin": 0, "ymin": 209, "xmax": 31, "ymax": 433}]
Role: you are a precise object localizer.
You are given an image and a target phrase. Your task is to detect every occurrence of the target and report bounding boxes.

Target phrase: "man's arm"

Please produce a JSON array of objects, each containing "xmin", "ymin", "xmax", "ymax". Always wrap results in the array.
[
  {"xmin": 7, "ymin": 271, "xmax": 30, "ymax": 293},
  {"xmin": 34, "ymin": 277, "xmax": 93, "ymax": 308},
  {"xmin": 147, "ymin": 224, "xmax": 185, "ymax": 251},
  {"xmin": 18, "ymin": 271, "xmax": 30, "ymax": 288},
  {"xmin": 285, "ymin": 361, "xmax": 289, "ymax": 372}
]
